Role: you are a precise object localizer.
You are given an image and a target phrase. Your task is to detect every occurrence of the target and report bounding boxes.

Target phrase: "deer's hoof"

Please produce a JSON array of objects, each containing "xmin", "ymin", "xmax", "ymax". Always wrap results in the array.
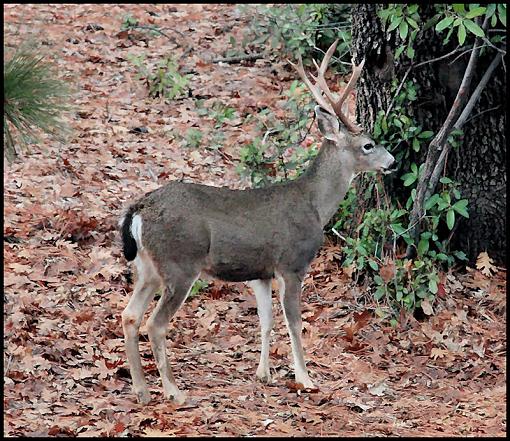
[
  {"xmin": 135, "ymin": 389, "xmax": 151, "ymax": 404},
  {"xmin": 295, "ymin": 374, "xmax": 315, "ymax": 389},
  {"xmin": 256, "ymin": 366, "xmax": 272, "ymax": 384},
  {"xmin": 165, "ymin": 390, "xmax": 187, "ymax": 405}
]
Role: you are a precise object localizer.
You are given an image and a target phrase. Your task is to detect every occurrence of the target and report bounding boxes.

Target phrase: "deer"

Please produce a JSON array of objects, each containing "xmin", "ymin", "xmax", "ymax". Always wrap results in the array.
[{"xmin": 119, "ymin": 40, "xmax": 395, "ymax": 405}]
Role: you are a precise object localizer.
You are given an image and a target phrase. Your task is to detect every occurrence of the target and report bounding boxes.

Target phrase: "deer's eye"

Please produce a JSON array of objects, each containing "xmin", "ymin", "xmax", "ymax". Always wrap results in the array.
[{"xmin": 362, "ymin": 143, "xmax": 374, "ymax": 154}]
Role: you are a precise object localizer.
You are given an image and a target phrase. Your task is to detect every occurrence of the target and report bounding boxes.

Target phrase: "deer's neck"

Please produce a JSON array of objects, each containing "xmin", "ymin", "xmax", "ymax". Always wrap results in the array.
[{"xmin": 299, "ymin": 140, "xmax": 355, "ymax": 227}]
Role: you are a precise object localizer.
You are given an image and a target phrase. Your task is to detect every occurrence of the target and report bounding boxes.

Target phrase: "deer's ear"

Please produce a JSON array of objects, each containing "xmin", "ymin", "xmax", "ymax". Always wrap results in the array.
[{"xmin": 315, "ymin": 106, "xmax": 342, "ymax": 141}]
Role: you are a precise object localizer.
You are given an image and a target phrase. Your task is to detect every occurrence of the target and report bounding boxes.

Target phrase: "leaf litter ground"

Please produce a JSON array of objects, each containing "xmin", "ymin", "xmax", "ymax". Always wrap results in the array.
[{"xmin": 3, "ymin": 4, "xmax": 506, "ymax": 437}]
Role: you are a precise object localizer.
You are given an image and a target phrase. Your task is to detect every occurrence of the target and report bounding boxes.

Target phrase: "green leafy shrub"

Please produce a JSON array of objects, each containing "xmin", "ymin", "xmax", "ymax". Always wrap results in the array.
[
  {"xmin": 127, "ymin": 53, "xmax": 190, "ymax": 99},
  {"xmin": 188, "ymin": 279, "xmax": 210, "ymax": 300},
  {"xmin": 239, "ymin": 4, "xmax": 352, "ymax": 72},
  {"xmin": 183, "ymin": 128, "xmax": 203, "ymax": 149},
  {"xmin": 327, "ymin": 3, "xmax": 504, "ymax": 318},
  {"xmin": 4, "ymin": 44, "xmax": 71, "ymax": 161},
  {"xmin": 329, "ymin": 74, "xmax": 469, "ymax": 318},
  {"xmin": 237, "ymin": 81, "xmax": 318, "ymax": 187}
]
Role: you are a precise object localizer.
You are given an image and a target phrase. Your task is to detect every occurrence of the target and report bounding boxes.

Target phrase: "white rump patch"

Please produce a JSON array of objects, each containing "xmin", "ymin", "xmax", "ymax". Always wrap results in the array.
[{"xmin": 131, "ymin": 214, "xmax": 144, "ymax": 250}]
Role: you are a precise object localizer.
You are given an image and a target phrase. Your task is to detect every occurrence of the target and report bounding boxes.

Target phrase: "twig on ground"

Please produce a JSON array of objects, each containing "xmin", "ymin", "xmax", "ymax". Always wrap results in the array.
[
  {"xmin": 128, "ymin": 24, "xmax": 185, "ymax": 41},
  {"xmin": 212, "ymin": 52, "xmax": 266, "ymax": 64}
]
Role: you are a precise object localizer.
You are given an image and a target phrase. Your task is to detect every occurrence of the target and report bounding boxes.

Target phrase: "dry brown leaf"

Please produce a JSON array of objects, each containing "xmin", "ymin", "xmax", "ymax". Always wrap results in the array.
[
  {"xmin": 476, "ymin": 251, "xmax": 497, "ymax": 277},
  {"xmin": 430, "ymin": 347, "xmax": 449, "ymax": 360},
  {"xmin": 379, "ymin": 259, "xmax": 395, "ymax": 283},
  {"xmin": 421, "ymin": 299, "xmax": 434, "ymax": 315}
]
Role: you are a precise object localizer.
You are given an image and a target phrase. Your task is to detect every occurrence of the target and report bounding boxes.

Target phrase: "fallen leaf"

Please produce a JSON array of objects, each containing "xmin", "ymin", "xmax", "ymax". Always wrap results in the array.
[
  {"xmin": 430, "ymin": 347, "xmax": 449, "ymax": 360},
  {"xmin": 421, "ymin": 299, "xmax": 434, "ymax": 315},
  {"xmin": 368, "ymin": 381, "xmax": 388, "ymax": 396},
  {"xmin": 476, "ymin": 251, "xmax": 497, "ymax": 277}
]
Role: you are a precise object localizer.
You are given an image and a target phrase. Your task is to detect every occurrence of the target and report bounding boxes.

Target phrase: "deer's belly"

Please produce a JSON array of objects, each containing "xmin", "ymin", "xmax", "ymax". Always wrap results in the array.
[
  {"xmin": 203, "ymin": 242, "xmax": 276, "ymax": 282},
  {"xmin": 202, "ymin": 263, "xmax": 274, "ymax": 282}
]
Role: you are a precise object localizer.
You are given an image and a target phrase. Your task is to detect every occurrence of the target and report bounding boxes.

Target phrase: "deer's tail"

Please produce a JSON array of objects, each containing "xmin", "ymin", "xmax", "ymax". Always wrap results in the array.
[{"xmin": 120, "ymin": 205, "xmax": 138, "ymax": 261}]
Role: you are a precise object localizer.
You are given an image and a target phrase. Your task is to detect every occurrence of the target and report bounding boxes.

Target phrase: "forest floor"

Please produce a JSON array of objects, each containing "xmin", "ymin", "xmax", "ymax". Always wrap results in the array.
[{"xmin": 3, "ymin": 4, "xmax": 506, "ymax": 437}]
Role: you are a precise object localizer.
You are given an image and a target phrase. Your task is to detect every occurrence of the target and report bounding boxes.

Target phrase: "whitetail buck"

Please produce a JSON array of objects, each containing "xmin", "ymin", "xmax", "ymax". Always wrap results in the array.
[{"xmin": 119, "ymin": 40, "xmax": 395, "ymax": 404}]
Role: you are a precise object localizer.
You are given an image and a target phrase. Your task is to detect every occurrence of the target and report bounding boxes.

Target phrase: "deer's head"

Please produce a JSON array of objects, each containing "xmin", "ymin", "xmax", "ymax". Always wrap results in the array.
[{"xmin": 289, "ymin": 40, "xmax": 396, "ymax": 175}]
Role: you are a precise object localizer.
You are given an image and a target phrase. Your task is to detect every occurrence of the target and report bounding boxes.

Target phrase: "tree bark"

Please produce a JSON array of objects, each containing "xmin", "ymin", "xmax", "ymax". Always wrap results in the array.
[{"xmin": 351, "ymin": 4, "xmax": 506, "ymax": 264}]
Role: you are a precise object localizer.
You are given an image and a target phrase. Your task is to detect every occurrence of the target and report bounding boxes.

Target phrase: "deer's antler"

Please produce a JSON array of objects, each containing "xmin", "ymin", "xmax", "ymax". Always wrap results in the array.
[{"xmin": 288, "ymin": 40, "xmax": 365, "ymax": 134}]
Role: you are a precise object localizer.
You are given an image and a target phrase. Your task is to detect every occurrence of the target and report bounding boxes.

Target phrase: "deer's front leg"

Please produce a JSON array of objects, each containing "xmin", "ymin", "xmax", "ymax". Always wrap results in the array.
[
  {"xmin": 278, "ymin": 272, "xmax": 314, "ymax": 389},
  {"xmin": 248, "ymin": 279, "xmax": 273, "ymax": 383}
]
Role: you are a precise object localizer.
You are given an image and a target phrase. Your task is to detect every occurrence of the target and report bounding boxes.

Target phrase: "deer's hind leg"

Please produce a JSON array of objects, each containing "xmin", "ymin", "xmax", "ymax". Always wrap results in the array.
[
  {"xmin": 146, "ymin": 263, "xmax": 200, "ymax": 404},
  {"xmin": 122, "ymin": 250, "xmax": 161, "ymax": 404}
]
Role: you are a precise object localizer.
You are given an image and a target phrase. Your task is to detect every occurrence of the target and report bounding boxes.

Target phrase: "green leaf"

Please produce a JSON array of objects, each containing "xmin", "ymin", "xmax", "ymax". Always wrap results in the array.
[
  {"xmin": 381, "ymin": 117, "xmax": 388, "ymax": 132},
  {"xmin": 428, "ymin": 278, "xmax": 438, "ymax": 294},
  {"xmin": 373, "ymin": 121, "xmax": 381, "ymax": 138},
  {"xmin": 412, "ymin": 137, "xmax": 420, "ymax": 151},
  {"xmin": 436, "ymin": 16, "xmax": 455, "ymax": 31},
  {"xmin": 446, "ymin": 209, "xmax": 455, "ymax": 230},
  {"xmin": 402, "ymin": 173, "xmax": 417, "ymax": 186},
  {"xmin": 465, "ymin": 6, "xmax": 486, "ymax": 19},
  {"xmin": 411, "ymin": 163, "xmax": 418, "ymax": 174},
  {"xmin": 399, "ymin": 20, "xmax": 409, "ymax": 39},
  {"xmin": 374, "ymin": 288, "xmax": 385, "ymax": 300},
  {"xmin": 453, "ymin": 4, "xmax": 466, "ymax": 13},
  {"xmin": 452, "ymin": 199, "xmax": 469, "ymax": 217},
  {"xmin": 439, "ymin": 176, "xmax": 453, "ymax": 184},
  {"xmin": 437, "ymin": 200, "xmax": 449, "ymax": 211},
  {"xmin": 458, "ymin": 23, "xmax": 467, "ymax": 45},
  {"xmin": 454, "ymin": 250, "xmax": 467, "ymax": 260},
  {"xmin": 391, "ymin": 223, "xmax": 405, "ymax": 235},
  {"xmin": 498, "ymin": 10, "xmax": 506, "ymax": 26},
  {"xmin": 368, "ymin": 260, "xmax": 379, "ymax": 271},
  {"xmin": 418, "ymin": 130, "xmax": 434, "ymax": 139},
  {"xmin": 424, "ymin": 193, "xmax": 440, "ymax": 210},
  {"xmin": 388, "ymin": 16, "xmax": 403, "ymax": 32},
  {"xmin": 407, "ymin": 4, "xmax": 419, "ymax": 15},
  {"xmin": 407, "ymin": 45, "xmax": 415, "ymax": 59},
  {"xmin": 395, "ymin": 45, "xmax": 405, "ymax": 59},
  {"xmin": 464, "ymin": 19, "xmax": 485, "ymax": 36},
  {"xmin": 443, "ymin": 26, "xmax": 454, "ymax": 45},
  {"xmin": 406, "ymin": 16, "xmax": 419, "ymax": 29},
  {"xmin": 418, "ymin": 238, "xmax": 429, "ymax": 255},
  {"xmin": 485, "ymin": 4, "xmax": 496, "ymax": 18}
]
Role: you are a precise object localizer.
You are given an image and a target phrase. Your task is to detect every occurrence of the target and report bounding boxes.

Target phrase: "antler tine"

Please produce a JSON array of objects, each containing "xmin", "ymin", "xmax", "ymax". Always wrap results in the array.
[
  {"xmin": 333, "ymin": 57, "xmax": 366, "ymax": 134},
  {"xmin": 314, "ymin": 39, "xmax": 340, "ymax": 105},
  {"xmin": 336, "ymin": 57, "xmax": 366, "ymax": 111},
  {"xmin": 290, "ymin": 43, "xmax": 366, "ymax": 134},
  {"xmin": 288, "ymin": 54, "xmax": 335, "ymax": 115}
]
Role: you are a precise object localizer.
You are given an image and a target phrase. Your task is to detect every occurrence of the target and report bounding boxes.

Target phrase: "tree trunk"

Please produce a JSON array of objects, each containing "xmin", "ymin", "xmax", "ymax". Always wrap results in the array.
[{"xmin": 351, "ymin": 4, "xmax": 506, "ymax": 264}]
